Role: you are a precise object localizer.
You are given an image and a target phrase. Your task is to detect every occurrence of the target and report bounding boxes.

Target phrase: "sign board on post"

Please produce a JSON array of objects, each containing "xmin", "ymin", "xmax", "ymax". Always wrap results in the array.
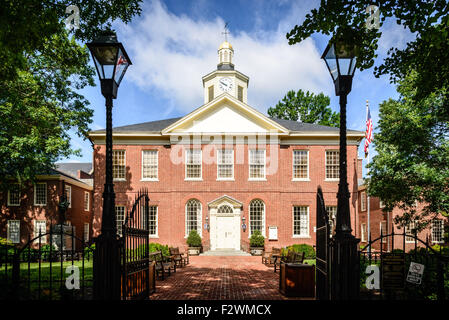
[
  {"xmin": 382, "ymin": 253, "xmax": 405, "ymax": 289},
  {"xmin": 268, "ymin": 226, "xmax": 278, "ymax": 240},
  {"xmin": 406, "ymin": 262, "xmax": 425, "ymax": 285}
]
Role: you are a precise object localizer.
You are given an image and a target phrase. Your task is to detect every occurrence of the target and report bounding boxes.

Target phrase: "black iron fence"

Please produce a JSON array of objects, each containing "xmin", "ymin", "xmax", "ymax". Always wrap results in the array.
[
  {"xmin": 0, "ymin": 225, "xmax": 93, "ymax": 300},
  {"xmin": 315, "ymin": 186, "xmax": 331, "ymax": 300},
  {"xmin": 359, "ymin": 226, "xmax": 449, "ymax": 300}
]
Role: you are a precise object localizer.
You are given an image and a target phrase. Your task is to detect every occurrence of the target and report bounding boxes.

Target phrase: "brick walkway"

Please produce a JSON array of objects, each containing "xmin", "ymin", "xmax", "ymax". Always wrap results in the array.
[{"xmin": 151, "ymin": 256, "xmax": 310, "ymax": 300}]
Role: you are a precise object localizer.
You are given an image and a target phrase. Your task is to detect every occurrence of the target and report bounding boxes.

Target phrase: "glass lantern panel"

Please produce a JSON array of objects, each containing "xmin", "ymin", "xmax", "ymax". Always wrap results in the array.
[
  {"xmin": 114, "ymin": 48, "xmax": 130, "ymax": 85},
  {"xmin": 92, "ymin": 46, "xmax": 119, "ymax": 65},
  {"xmin": 349, "ymin": 57, "xmax": 357, "ymax": 75},
  {"xmin": 338, "ymin": 57, "xmax": 352, "ymax": 76},
  {"xmin": 324, "ymin": 45, "xmax": 338, "ymax": 81}
]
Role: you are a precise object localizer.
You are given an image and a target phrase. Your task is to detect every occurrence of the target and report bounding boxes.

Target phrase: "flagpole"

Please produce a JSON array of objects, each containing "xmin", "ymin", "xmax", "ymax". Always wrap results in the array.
[{"xmin": 366, "ymin": 100, "xmax": 371, "ymax": 256}]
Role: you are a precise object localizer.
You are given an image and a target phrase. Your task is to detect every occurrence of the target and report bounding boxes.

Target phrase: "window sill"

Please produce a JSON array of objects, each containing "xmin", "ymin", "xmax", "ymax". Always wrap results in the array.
[
  {"xmin": 7, "ymin": 204, "xmax": 20, "ymax": 207},
  {"xmin": 248, "ymin": 178, "xmax": 267, "ymax": 181},
  {"xmin": 149, "ymin": 235, "xmax": 159, "ymax": 239},
  {"xmin": 292, "ymin": 235, "xmax": 311, "ymax": 239},
  {"xmin": 141, "ymin": 179, "xmax": 159, "ymax": 182},
  {"xmin": 184, "ymin": 178, "xmax": 203, "ymax": 181},
  {"xmin": 113, "ymin": 179, "xmax": 126, "ymax": 182},
  {"xmin": 34, "ymin": 204, "xmax": 46, "ymax": 207},
  {"xmin": 292, "ymin": 178, "xmax": 310, "ymax": 182},
  {"xmin": 216, "ymin": 178, "xmax": 235, "ymax": 181},
  {"xmin": 324, "ymin": 178, "xmax": 339, "ymax": 182}
]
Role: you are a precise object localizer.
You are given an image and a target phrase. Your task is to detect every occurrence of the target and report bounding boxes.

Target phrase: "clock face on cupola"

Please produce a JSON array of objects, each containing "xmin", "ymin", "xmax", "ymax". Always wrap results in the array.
[{"xmin": 201, "ymin": 26, "xmax": 249, "ymax": 104}]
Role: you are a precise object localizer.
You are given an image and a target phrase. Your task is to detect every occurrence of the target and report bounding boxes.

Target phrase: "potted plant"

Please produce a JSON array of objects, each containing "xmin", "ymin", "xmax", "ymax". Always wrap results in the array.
[
  {"xmin": 186, "ymin": 230, "xmax": 202, "ymax": 255},
  {"xmin": 249, "ymin": 230, "xmax": 265, "ymax": 255}
]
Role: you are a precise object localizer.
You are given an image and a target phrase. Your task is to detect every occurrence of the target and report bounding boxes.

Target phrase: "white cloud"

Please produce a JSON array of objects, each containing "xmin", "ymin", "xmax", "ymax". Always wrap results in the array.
[{"xmin": 118, "ymin": 0, "xmax": 331, "ymax": 115}]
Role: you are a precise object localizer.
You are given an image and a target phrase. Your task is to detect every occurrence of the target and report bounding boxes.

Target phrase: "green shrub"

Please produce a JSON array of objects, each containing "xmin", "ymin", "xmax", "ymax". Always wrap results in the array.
[
  {"xmin": 134, "ymin": 243, "xmax": 170, "ymax": 257},
  {"xmin": 84, "ymin": 243, "xmax": 96, "ymax": 257},
  {"xmin": 249, "ymin": 230, "xmax": 265, "ymax": 247},
  {"xmin": 186, "ymin": 230, "xmax": 202, "ymax": 247},
  {"xmin": 284, "ymin": 244, "xmax": 316, "ymax": 259}
]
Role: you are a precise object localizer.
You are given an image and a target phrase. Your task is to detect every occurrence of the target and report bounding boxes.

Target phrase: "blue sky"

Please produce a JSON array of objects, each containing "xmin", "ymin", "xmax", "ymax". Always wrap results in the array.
[{"xmin": 65, "ymin": 0, "xmax": 415, "ymax": 177}]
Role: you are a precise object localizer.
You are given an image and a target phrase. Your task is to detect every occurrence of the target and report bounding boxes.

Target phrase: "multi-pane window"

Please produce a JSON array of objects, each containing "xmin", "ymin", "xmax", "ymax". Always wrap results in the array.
[
  {"xmin": 361, "ymin": 191, "xmax": 367, "ymax": 211},
  {"xmin": 34, "ymin": 220, "xmax": 47, "ymax": 243},
  {"xmin": 115, "ymin": 206, "xmax": 126, "ymax": 236},
  {"xmin": 432, "ymin": 219, "xmax": 444, "ymax": 243},
  {"xmin": 325, "ymin": 150, "xmax": 339, "ymax": 179},
  {"xmin": 326, "ymin": 206, "xmax": 337, "ymax": 237},
  {"xmin": 249, "ymin": 150, "xmax": 265, "ymax": 179},
  {"xmin": 361, "ymin": 223, "xmax": 367, "ymax": 242},
  {"xmin": 293, "ymin": 206, "xmax": 309, "ymax": 237},
  {"xmin": 7, "ymin": 220, "xmax": 20, "ymax": 243},
  {"xmin": 65, "ymin": 185, "xmax": 72, "ymax": 208},
  {"xmin": 186, "ymin": 149, "xmax": 202, "ymax": 179},
  {"xmin": 380, "ymin": 221, "xmax": 387, "ymax": 243},
  {"xmin": 84, "ymin": 192, "xmax": 89, "ymax": 211},
  {"xmin": 84, "ymin": 223, "xmax": 89, "ymax": 242},
  {"xmin": 142, "ymin": 150, "xmax": 158, "ymax": 180},
  {"xmin": 217, "ymin": 149, "xmax": 234, "ymax": 179},
  {"xmin": 405, "ymin": 221, "xmax": 417, "ymax": 243},
  {"xmin": 7, "ymin": 184, "xmax": 20, "ymax": 206},
  {"xmin": 113, "ymin": 150, "xmax": 126, "ymax": 180},
  {"xmin": 249, "ymin": 199, "xmax": 265, "ymax": 236},
  {"xmin": 293, "ymin": 150, "xmax": 308, "ymax": 179},
  {"xmin": 34, "ymin": 183, "xmax": 47, "ymax": 206},
  {"xmin": 186, "ymin": 199, "xmax": 201, "ymax": 236},
  {"xmin": 148, "ymin": 206, "xmax": 158, "ymax": 237}
]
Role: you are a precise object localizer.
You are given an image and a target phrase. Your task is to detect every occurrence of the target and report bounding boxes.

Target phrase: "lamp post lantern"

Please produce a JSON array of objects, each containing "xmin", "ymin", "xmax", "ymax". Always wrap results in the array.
[
  {"xmin": 321, "ymin": 39, "xmax": 360, "ymax": 300},
  {"xmin": 87, "ymin": 31, "xmax": 132, "ymax": 300}
]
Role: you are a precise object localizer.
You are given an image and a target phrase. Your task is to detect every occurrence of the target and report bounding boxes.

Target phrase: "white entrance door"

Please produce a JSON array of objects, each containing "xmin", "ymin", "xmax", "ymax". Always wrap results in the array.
[{"xmin": 216, "ymin": 216, "xmax": 235, "ymax": 249}]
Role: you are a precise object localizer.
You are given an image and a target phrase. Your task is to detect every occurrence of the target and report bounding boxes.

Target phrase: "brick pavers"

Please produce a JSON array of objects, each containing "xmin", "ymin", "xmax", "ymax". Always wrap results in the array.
[{"xmin": 151, "ymin": 256, "xmax": 310, "ymax": 300}]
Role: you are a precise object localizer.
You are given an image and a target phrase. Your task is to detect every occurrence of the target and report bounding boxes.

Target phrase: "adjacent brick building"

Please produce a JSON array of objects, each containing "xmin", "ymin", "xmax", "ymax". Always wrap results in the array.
[
  {"xmin": 0, "ymin": 163, "xmax": 94, "ymax": 247},
  {"xmin": 89, "ymin": 41, "xmax": 365, "ymax": 252}
]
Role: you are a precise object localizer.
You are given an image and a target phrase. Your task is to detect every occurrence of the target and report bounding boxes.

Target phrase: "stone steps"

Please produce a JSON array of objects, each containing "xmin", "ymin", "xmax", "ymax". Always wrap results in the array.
[{"xmin": 200, "ymin": 249, "xmax": 252, "ymax": 256}]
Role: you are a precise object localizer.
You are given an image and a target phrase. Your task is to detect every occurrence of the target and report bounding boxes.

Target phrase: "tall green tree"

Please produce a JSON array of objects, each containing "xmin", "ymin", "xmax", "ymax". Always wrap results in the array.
[
  {"xmin": 368, "ymin": 72, "xmax": 449, "ymax": 230},
  {"xmin": 0, "ymin": 1, "xmax": 142, "ymax": 190},
  {"xmin": 286, "ymin": 1, "xmax": 449, "ymax": 118},
  {"xmin": 268, "ymin": 89, "xmax": 340, "ymax": 127}
]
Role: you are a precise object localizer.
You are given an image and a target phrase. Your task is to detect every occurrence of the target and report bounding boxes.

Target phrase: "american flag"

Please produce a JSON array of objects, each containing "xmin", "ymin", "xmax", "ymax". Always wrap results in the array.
[
  {"xmin": 115, "ymin": 55, "xmax": 127, "ymax": 75},
  {"xmin": 364, "ymin": 103, "xmax": 373, "ymax": 157}
]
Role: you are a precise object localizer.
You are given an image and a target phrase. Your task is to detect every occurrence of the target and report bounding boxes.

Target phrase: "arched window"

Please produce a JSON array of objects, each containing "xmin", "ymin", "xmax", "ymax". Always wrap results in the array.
[
  {"xmin": 186, "ymin": 199, "xmax": 202, "ymax": 236},
  {"xmin": 218, "ymin": 205, "xmax": 233, "ymax": 214},
  {"xmin": 249, "ymin": 199, "xmax": 265, "ymax": 236}
]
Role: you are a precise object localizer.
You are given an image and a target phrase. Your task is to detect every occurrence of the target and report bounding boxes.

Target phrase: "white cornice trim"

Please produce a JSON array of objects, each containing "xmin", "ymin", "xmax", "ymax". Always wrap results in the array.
[{"xmin": 36, "ymin": 175, "xmax": 93, "ymax": 190}]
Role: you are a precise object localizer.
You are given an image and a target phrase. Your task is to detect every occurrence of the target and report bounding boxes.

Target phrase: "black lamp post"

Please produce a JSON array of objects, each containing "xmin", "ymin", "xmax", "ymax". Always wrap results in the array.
[
  {"xmin": 87, "ymin": 31, "xmax": 132, "ymax": 300},
  {"xmin": 322, "ymin": 39, "xmax": 360, "ymax": 299}
]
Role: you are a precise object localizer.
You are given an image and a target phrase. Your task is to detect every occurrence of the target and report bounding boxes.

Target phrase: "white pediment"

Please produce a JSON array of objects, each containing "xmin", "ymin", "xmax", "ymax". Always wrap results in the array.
[{"xmin": 162, "ymin": 94, "xmax": 288, "ymax": 134}]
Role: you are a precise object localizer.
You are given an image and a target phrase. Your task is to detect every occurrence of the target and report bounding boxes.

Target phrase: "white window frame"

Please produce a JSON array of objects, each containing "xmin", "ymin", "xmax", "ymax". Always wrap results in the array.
[
  {"xmin": 115, "ymin": 205, "xmax": 126, "ymax": 236},
  {"xmin": 431, "ymin": 219, "xmax": 444, "ymax": 244},
  {"xmin": 148, "ymin": 206, "xmax": 158, "ymax": 238},
  {"xmin": 361, "ymin": 191, "xmax": 367, "ymax": 212},
  {"xmin": 84, "ymin": 192, "xmax": 90, "ymax": 211},
  {"xmin": 7, "ymin": 220, "xmax": 20, "ymax": 244},
  {"xmin": 113, "ymin": 150, "xmax": 126, "ymax": 181},
  {"xmin": 34, "ymin": 182, "xmax": 47, "ymax": 206},
  {"xmin": 141, "ymin": 150, "xmax": 159, "ymax": 181},
  {"xmin": 325, "ymin": 150, "xmax": 340, "ymax": 181},
  {"xmin": 292, "ymin": 206, "xmax": 310, "ymax": 238},
  {"xmin": 326, "ymin": 205, "xmax": 337, "ymax": 238},
  {"xmin": 361, "ymin": 223, "xmax": 367, "ymax": 242},
  {"xmin": 217, "ymin": 149, "xmax": 234, "ymax": 181},
  {"xmin": 185, "ymin": 199, "xmax": 202, "ymax": 237},
  {"xmin": 248, "ymin": 199, "xmax": 266, "ymax": 237},
  {"xmin": 34, "ymin": 220, "xmax": 47, "ymax": 243},
  {"xmin": 7, "ymin": 184, "xmax": 20, "ymax": 207},
  {"xmin": 248, "ymin": 149, "xmax": 266, "ymax": 181},
  {"xmin": 65, "ymin": 185, "xmax": 72, "ymax": 208},
  {"xmin": 292, "ymin": 150, "xmax": 309, "ymax": 181},
  {"xmin": 405, "ymin": 221, "xmax": 417, "ymax": 243},
  {"xmin": 84, "ymin": 223, "xmax": 89, "ymax": 242},
  {"xmin": 185, "ymin": 149, "xmax": 202, "ymax": 181}
]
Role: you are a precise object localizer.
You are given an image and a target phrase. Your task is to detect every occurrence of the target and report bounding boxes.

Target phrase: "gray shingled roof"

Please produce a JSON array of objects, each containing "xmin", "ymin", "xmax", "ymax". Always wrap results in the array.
[
  {"xmin": 55, "ymin": 162, "xmax": 93, "ymax": 178},
  {"xmin": 92, "ymin": 116, "xmax": 363, "ymax": 134}
]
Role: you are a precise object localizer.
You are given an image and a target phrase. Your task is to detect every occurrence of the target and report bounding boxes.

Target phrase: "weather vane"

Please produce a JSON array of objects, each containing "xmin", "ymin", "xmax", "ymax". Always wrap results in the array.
[{"xmin": 222, "ymin": 22, "xmax": 229, "ymax": 42}]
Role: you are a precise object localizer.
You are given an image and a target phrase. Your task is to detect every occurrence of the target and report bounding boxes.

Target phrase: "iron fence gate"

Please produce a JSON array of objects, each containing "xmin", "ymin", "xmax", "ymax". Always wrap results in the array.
[
  {"xmin": 121, "ymin": 189, "xmax": 154, "ymax": 300},
  {"xmin": 359, "ymin": 225, "xmax": 449, "ymax": 300},
  {"xmin": 316, "ymin": 186, "xmax": 331, "ymax": 300},
  {"xmin": 1, "ymin": 225, "xmax": 93, "ymax": 300}
]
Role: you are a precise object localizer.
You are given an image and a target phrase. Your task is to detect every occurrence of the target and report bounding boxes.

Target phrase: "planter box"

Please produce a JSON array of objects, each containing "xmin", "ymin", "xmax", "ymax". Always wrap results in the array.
[
  {"xmin": 279, "ymin": 263, "xmax": 315, "ymax": 298},
  {"xmin": 250, "ymin": 247, "xmax": 264, "ymax": 256},
  {"xmin": 188, "ymin": 247, "xmax": 201, "ymax": 255}
]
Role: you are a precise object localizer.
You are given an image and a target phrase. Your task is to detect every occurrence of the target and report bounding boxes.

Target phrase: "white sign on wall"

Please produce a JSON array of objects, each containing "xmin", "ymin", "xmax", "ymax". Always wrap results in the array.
[
  {"xmin": 268, "ymin": 226, "xmax": 278, "ymax": 240},
  {"xmin": 406, "ymin": 262, "xmax": 425, "ymax": 285}
]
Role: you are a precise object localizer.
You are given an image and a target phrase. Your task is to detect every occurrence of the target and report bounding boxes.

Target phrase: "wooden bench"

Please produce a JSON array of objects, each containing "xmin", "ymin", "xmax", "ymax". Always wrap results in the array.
[
  {"xmin": 274, "ymin": 250, "xmax": 305, "ymax": 273},
  {"xmin": 149, "ymin": 251, "xmax": 176, "ymax": 280},
  {"xmin": 262, "ymin": 247, "xmax": 280, "ymax": 265},
  {"xmin": 169, "ymin": 247, "xmax": 189, "ymax": 267}
]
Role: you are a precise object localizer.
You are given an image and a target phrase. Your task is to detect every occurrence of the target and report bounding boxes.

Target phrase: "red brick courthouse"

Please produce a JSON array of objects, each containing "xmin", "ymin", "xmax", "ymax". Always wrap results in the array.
[{"xmin": 89, "ymin": 41, "xmax": 365, "ymax": 252}]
